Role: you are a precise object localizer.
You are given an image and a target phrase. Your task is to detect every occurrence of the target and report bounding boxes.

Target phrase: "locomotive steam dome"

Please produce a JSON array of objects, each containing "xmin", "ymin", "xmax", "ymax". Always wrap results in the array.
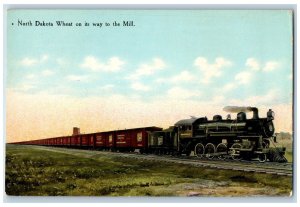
[
  {"xmin": 213, "ymin": 115, "xmax": 222, "ymax": 121},
  {"xmin": 237, "ymin": 112, "xmax": 246, "ymax": 121}
]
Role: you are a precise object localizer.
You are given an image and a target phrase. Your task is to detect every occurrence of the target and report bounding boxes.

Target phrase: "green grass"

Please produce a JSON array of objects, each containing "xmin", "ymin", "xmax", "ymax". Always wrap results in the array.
[
  {"xmin": 285, "ymin": 151, "xmax": 293, "ymax": 162},
  {"xmin": 5, "ymin": 144, "xmax": 293, "ymax": 196}
]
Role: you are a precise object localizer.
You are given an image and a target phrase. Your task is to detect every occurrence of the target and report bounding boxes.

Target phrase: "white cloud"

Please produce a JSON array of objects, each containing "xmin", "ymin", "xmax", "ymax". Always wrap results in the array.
[
  {"xmin": 170, "ymin": 70, "xmax": 195, "ymax": 82},
  {"xmin": 246, "ymin": 89, "xmax": 281, "ymax": 105},
  {"xmin": 194, "ymin": 57, "xmax": 232, "ymax": 84},
  {"xmin": 106, "ymin": 57, "xmax": 125, "ymax": 72},
  {"xmin": 100, "ymin": 84, "xmax": 114, "ymax": 90},
  {"xmin": 40, "ymin": 54, "xmax": 49, "ymax": 62},
  {"xmin": 131, "ymin": 82, "xmax": 151, "ymax": 91},
  {"xmin": 20, "ymin": 58, "xmax": 38, "ymax": 67},
  {"xmin": 127, "ymin": 58, "xmax": 166, "ymax": 80},
  {"xmin": 156, "ymin": 70, "xmax": 195, "ymax": 83},
  {"xmin": 24, "ymin": 69, "xmax": 54, "ymax": 82},
  {"xmin": 228, "ymin": 89, "xmax": 283, "ymax": 106},
  {"xmin": 20, "ymin": 55, "xmax": 49, "ymax": 67},
  {"xmin": 19, "ymin": 84, "xmax": 36, "ymax": 91},
  {"xmin": 11, "ymin": 83, "xmax": 36, "ymax": 92},
  {"xmin": 211, "ymin": 95, "xmax": 226, "ymax": 104},
  {"xmin": 223, "ymin": 83, "xmax": 236, "ymax": 92},
  {"xmin": 66, "ymin": 75, "xmax": 89, "ymax": 82},
  {"xmin": 41, "ymin": 69, "xmax": 55, "ymax": 76},
  {"xmin": 246, "ymin": 58, "xmax": 260, "ymax": 71},
  {"xmin": 221, "ymin": 58, "xmax": 281, "ymax": 93},
  {"xmin": 262, "ymin": 61, "xmax": 279, "ymax": 72},
  {"xmin": 245, "ymin": 58, "xmax": 279, "ymax": 72},
  {"xmin": 25, "ymin": 74, "xmax": 37, "ymax": 79},
  {"xmin": 234, "ymin": 71, "xmax": 252, "ymax": 85},
  {"xmin": 222, "ymin": 58, "xmax": 280, "ymax": 92},
  {"xmin": 167, "ymin": 87, "xmax": 201, "ymax": 99},
  {"xmin": 80, "ymin": 56, "xmax": 125, "ymax": 72},
  {"xmin": 56, "ymin": 58, "xmax": 69, "ymax": 68}
]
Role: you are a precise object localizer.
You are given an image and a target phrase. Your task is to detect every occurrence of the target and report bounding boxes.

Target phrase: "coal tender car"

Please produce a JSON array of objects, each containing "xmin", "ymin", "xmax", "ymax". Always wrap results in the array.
[
  {"xmin": 148, "ymin": 106, "xmax": 286, "ymax": 162},
  {"xmin": 146, "ymin": 127, "xmax": 178, "ymax": 155}
]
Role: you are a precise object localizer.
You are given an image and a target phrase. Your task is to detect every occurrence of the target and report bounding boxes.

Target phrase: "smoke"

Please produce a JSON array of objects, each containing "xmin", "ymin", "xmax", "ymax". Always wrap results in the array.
[{"xmin": 223, "ymin": 106, "xmax": 253, "ymax": 113}]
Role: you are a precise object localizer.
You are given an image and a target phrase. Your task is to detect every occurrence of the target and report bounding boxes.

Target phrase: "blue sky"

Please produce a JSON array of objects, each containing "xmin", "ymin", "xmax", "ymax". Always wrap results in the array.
[
  {"xmin": 6, "ymin": 10, "xmax": 293, "ymax": 140},
  {"xmin": 7, "ymin": 10, "xmax": 293, "ymax": 101}
]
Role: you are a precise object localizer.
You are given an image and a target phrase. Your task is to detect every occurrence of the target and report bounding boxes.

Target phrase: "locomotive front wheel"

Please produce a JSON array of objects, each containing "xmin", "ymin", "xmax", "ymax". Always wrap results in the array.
[
  {"xmin": 258, "ymin": 153, "xmax": 267, "ymax": 163},
  {"xmin": 229, "ymin": 143, "xmax": 242, "ymax": 161},
  {"xmin": 216, "ymin": 143, "xmax": 227, "ymax": 160},
  {"xmin": 205, "ymin": 143, "xmax": 216, "ymax": 159},
  {"xmin": 194, "ymin": 143, "xmax": 205, "ymax": 158}
]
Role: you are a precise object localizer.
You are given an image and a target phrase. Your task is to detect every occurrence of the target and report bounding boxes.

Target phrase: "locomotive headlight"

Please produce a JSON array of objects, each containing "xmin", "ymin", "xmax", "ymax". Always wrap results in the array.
[{"xmin": 267, "ymin": 109, "xmax": 275, "ymax": 120}]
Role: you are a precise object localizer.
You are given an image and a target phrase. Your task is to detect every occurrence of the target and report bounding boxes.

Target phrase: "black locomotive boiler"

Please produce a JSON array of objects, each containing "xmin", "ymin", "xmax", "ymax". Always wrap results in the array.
[{"xmin": 148, "ymin": 106, "xmax": 286, "ymax": 162}]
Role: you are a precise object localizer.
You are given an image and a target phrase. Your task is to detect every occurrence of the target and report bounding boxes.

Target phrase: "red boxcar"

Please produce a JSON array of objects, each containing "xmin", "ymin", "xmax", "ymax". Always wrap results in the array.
[
  {"xmin": 54, "ymin": 137, "xmax": 58, "ymax": 146},
  {"xmin": 95, "ymin": 132, "xmax": 106, "ymax": 148},
  {"xmin": 58, "ymin": 137, "xmax": 63, "ymax": 146},
  {"xmin": 49, "ymin": 138, "xmax": 54, "ymax": 145},
  {"xmin": 89, "ymin": 133, "xmax": 95, "ymax": 148},
  {"xmin": 44, "ymin": 139, "xmax": 49, "ymax": 145},
  {"xmin": 70, "ymin": 135, "xmax": 80, "ymax": 147},
  {"xmin": 114, "ymin": 127, "xmax": 163, "ymax": 151},
  {"xmin": 62, "ymin": 136, "xmax": 70, "ymax": 146},
  {"xmin": 107, "ymin": 132, "xmax": 114, "ymax": 149},
  {"xmin": 52, "ymin": 138, "xmax": 56, "ymax": 145},
  {"xmin": 81, "ymin": 134, "xmax": 89, "ymax": 147},
  {"xmin": 115, "ymin": 130, "xmax": 132, "ymax": 149}
]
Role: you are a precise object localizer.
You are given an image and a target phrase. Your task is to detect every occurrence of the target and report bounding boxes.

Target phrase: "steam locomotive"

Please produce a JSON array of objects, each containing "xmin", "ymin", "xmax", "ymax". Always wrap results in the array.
[{"xmin": 147, "ymin": 106, "xmax": 286, "ymax": 162}]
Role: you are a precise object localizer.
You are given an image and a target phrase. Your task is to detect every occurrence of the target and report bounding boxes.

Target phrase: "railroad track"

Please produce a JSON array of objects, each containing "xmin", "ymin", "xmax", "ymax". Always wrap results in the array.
[
  {"xmin": 17, "ymin": 145, "xmax": 293, "ymax": 177},
  {"xmin": 115, "ymin": 152, "xmax": 293, "ymax": 177}
]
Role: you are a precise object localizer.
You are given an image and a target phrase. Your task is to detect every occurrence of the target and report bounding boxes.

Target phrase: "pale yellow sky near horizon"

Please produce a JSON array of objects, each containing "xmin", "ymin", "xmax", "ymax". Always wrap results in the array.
[{"xmin": 6, "ymin": 90, "xmax": 293, "ymax": 143}]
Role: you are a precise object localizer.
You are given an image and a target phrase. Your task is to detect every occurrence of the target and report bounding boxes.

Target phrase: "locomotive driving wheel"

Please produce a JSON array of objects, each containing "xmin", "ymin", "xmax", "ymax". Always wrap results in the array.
[
  {"xmin": 204, "ymin": 143, "xmax": 216, "ymax": 159},
  {"xmin": 194, "ymin": 143, "xmax": 205, "ymax": 158},
  {"xmin": 216, "ymin": 143, "xmax": 227, "ymax": 160},
  {"xmin": 229, "ymin": 143, "xmax": 242, "ymax": 161}
]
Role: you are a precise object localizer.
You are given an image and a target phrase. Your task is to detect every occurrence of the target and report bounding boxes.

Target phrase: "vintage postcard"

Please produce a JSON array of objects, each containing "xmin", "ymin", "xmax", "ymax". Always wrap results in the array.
[{"xmin": 5, "ymin": 9, "xmax": 293, "ymax": 198}]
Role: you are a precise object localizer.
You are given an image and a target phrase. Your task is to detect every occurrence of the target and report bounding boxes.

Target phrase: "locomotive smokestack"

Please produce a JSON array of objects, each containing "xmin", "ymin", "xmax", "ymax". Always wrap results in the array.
[{"xmin": 251, "ymin": 107, "xmax": 259, "ymax": 119}]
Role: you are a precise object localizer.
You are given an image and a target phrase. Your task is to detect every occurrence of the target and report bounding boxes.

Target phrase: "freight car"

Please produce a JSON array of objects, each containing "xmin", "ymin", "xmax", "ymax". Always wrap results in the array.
[
  {"xmin": 11, "ymin": 106, "xmax": 287, "ymax": 162},
  {"xmin": 14, "ymin": 126, "xmax": 163, "ymax": 152}
]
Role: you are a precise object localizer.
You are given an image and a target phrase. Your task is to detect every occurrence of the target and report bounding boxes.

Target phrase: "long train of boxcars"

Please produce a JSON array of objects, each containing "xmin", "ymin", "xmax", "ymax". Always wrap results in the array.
[{"xmin": 12, "ymin": 106, "xmax": 287, "ymax": 163}]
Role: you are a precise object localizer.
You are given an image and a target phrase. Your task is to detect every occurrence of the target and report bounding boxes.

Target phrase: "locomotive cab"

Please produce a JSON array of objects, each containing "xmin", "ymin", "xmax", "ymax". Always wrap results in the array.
[
  {"xmin": 175, "ymin": 117, "xmax": 208, "ymax": 139},
  {"xmin": 175, "ymin": 118, "xmax": 195, "ymax": 139}
]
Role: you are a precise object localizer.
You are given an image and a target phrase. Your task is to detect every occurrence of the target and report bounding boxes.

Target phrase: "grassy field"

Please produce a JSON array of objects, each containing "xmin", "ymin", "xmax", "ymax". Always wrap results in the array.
[
  {"xmin": 284, "ymin": 151, "xmax": 293, "ymax": 162},
  {"xmin": 5, "ymin": 144, "xmax": 293, "ymax": 196}
]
